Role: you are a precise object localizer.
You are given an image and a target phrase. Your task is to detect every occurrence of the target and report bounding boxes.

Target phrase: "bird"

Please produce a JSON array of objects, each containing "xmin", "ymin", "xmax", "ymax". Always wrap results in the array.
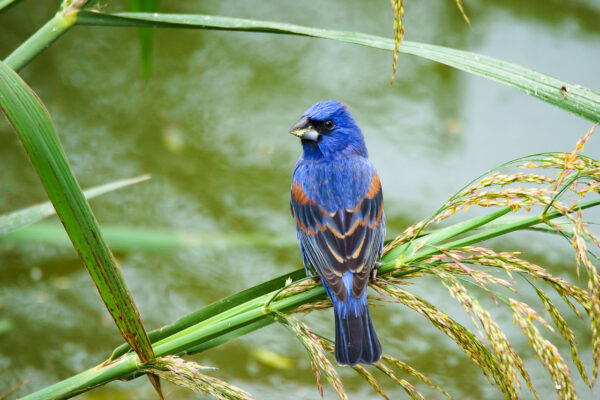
[{"xmin": 289, "ymin": 100, "xmax": 385, "ymax": 366}]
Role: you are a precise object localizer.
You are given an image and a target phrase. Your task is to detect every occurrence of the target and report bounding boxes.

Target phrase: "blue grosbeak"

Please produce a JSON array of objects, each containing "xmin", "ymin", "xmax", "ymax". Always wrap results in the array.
[{"xmin": 289, "ymin": 100, "xmax": 384, "ymax": 366}]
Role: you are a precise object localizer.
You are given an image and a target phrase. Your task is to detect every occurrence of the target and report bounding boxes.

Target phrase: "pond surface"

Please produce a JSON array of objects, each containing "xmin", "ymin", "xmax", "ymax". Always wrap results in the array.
[{"xmin": 1, "ymin": 1, "xmax": 600, "ymax": 399}]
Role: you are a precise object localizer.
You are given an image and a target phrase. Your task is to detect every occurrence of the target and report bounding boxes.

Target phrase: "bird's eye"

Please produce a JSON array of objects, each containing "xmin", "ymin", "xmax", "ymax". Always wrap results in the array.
[{"xmin": 324, "ymin": 120, "xmax": 335, "ymax": 129}]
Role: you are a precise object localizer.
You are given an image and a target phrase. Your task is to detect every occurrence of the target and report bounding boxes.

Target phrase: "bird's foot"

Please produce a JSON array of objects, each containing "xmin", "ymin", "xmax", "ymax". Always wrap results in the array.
[
  {"xmin": 304, "ymin": 265, "xmax": 317, "ymax": 278},
  {"xmin": 371, "ymin": 261, "xmax": 384, "ymax": 282}
]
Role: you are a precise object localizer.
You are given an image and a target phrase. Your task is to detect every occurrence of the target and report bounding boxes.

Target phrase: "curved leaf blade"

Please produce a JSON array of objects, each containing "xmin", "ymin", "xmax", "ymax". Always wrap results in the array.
[
  {"xmin": 75, "ymin": 11, "xmax": 600, "ymax": 123},
  {"xmin": 0, "ymin": 60, "xmax": 162, "ymax": 397},
  {"xmin": 0, "ymin": 0, "xmax": 23, "ymax": 12},
  {"xmin": 129, "ymin": 0, "xmax": 161, "ymax": 79},
  {"xmin": 0, "ymin": 175, "xmax": 150, "ymax": 236}
]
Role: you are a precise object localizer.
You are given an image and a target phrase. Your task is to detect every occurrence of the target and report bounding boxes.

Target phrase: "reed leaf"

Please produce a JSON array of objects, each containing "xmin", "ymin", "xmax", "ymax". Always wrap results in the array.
[
  {"xmin": 130, "ymin": 0, "xmax": 161, "ymax": 79},
  {"xmin": 74, "ymin": 11, "xmax": 600, "ymax": 123},
  {"xmin": 0, "ymin": 60, "xmax": 162, "ymax": 398},
  {"xmin": 20, "ymin": 133, "xmax": 600, "ymax": 399},
  {"xmin": 0, "ymin": 0, "xmax": 22, "ymax": 12},
  {"xmin": 21, "ymin": 194, "xmax": 598, "ymax": 399},
  {"xmin": 0, "ymin": 176, "xmax": 149, "ymax": 236},
  {"xmin": 0, "ymin": 221, "xmax": 294, "ymax": 251}
]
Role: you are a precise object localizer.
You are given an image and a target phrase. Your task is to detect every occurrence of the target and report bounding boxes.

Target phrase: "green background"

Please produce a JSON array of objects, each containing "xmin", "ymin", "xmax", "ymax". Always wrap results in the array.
[{"xmin": 1, "ymin": 1, "xmax": 600, "ymax": 398}]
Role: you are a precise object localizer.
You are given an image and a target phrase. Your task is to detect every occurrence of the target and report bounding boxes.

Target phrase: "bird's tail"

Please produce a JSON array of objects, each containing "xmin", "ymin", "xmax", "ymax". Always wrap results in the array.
[{"xmin": 333, "ymin": 301, "xmax": 382, "ymax": 366}]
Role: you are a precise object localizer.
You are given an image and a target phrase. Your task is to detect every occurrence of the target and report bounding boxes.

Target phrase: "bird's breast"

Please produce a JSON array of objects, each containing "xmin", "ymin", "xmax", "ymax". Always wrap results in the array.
[{"xmin": 293, "ymin": 157, "xmax": 375, "ymax": 213}]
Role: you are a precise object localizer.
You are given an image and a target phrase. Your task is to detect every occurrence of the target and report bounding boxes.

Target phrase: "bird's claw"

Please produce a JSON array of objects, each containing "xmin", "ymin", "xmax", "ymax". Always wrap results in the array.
[{"xmin": 371, "ymin": 261, "xmax": 384, "ymax": 282}]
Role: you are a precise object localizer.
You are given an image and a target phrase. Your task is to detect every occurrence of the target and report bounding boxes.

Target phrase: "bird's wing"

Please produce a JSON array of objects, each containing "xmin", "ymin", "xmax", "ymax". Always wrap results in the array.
[{"xmin": 291, "ymin": 172, "xmax": 384, "ymax": 302}]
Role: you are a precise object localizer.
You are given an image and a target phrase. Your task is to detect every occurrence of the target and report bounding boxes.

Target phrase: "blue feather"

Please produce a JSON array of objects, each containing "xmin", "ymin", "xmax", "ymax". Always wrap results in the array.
[{"xmin": 324, "ymin": 272, "xmax": 382, "ymax": 366}]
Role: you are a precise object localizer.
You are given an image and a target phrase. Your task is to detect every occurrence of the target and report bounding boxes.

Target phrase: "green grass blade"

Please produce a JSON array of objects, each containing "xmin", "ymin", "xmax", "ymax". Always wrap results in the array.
[
  {"xmin": 486, "ymin": 216, "xmax": 600, "ymax": 243},
  {"xmin": 111, "ymin": 203, "xmax": 600, "ymax": 360},
  {"xmin": 0, "ymin": 60, "xmax": 162, "ymax": 397},
  {"xmin": 382, "ymin": 207, "xmax": 512, "ymax": 263},
  {"xmin": 20, "ymin": 195, "xmax": 600, "ymax": 399},
  {"xmin": 181, "ymin": 319, "xmax": 273, "ymax": 356},
  {"xmin": 3, "ymin": 12, "xmax": 75, "ymax": 71},
  {"xmin": 0, "ymin": 0, "xmax": 22, "ymax": 12},
  {"xmin": 384, "ymin": 198, "xmax": 600, "ymax": 278},
  {"xmin": 110, "ymin": 268, "xmax": 306, "ymax": 360},
  {"xmin": 129, "ymin": 0, "xmax": 161, "ymax": 79},
  {"xmin": 2, "ymin": 1, "xmax": 94, "ymax": 71},
  {"xmin": 75, "ymin": 11, "xmax": 600, "ymax": 123},
  {"xmin": 0, "ymin": 222, "xmax": 295, "ymax": 251},
  {"xmin": 0, "ymin": 176, "xmax": 149, "ymax": 236}
]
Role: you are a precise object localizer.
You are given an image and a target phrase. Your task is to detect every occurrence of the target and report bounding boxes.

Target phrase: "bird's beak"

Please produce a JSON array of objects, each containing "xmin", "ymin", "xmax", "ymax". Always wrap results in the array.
[{"xmin": 289, "ymin": 116, "xmax": 320, "ymax": 141}]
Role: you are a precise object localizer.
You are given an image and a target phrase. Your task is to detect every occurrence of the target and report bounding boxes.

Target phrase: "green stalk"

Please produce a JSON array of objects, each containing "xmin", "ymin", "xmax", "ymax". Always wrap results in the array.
[
  {"xmin": 4, "ymin": 13, "xmax": 73, "ymax": 71},
  {"xmin": 25, "ymin": 198, "xmax": 600, "ymax": 400},
  {"xmin": 23, "ymin": 287, "xmax": 324, "ymax": 400},
  {"xmin": 21, "ymin": 357, "xmax": 139, "ymax": 400},
  {"xmin": 382, "ymin": 207, "xmax": 512, "ymax": 263},
  {"xmin": 2, "ymin": 1, "xmax": 93, "ymax": 71},
  {"xmin": 182, "ymin": 319, "xmax": 273, "ymax": 356},
  {"xmin": 385, "ymin": 198, "xmax": 600, "ymax": 279},
  {"xmin": 110, "ymin": 206, "xmax": 512, "ymax": 360},
  {"xmin": 112, "ymin": 200, "xmax": 600, "ymax": 360},
  {"xmin": 110, "ymin": 268, "xmax": 306, "ymax": 359}
]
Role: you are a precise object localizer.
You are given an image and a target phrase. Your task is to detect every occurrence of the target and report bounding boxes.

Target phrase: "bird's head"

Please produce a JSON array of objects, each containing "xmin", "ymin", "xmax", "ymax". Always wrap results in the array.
[{"xmin": 289, "ymin": 100, "xmax": 368, "ymax": 160}]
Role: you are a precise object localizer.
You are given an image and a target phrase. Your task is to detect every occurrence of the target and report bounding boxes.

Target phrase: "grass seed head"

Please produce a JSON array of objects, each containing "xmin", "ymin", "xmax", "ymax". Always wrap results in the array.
[
  {"xmin": 142, "ymin": 355, "xmax": 254, "ymax": 400},
  {"xmin": 373, "ymin": 280, "xmax": 514, "ymax": 398},
  {"xmin": 352, "ymin": 364, "xmax": 391, "ymax": 400},
  {"xmin": 278, "ymin": 315, "xmax": 348, "ymax": 400},
  {"xmin": 439, "ymin": 273, "xmax": 535, "ymax": 398},
  {"xmin": 535, "ymin": 287, "xmax": 590, "ymax": 386},
  {"xmin": 381, "ymin": 355, "xmax": 453, "ymax": 399},
  {"xmin": 510, "ymin": 300, "xmax": 577, "ymax": 400},
  {"xmin": 375, "ymin": 362, "xmax": 425, "ymax": 400}
]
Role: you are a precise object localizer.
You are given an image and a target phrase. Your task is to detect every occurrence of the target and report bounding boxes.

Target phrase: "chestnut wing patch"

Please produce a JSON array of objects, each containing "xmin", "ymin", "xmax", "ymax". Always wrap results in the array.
[{"xmin": 291, "ymin": 174, "xmax": 384, "ymax": 302}]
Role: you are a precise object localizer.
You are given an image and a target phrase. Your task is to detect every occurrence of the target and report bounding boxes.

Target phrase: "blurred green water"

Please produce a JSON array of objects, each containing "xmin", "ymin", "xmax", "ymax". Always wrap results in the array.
[{"xmin": 1, "ymin": 1, "xmax": 600, "ymax": 399}]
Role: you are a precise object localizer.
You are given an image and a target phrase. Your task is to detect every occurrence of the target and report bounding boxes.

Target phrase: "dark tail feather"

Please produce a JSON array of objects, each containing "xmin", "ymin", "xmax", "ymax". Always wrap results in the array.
[{"xmin": 333, "ymin": 305, "xmax": 382, "ymax": 366}]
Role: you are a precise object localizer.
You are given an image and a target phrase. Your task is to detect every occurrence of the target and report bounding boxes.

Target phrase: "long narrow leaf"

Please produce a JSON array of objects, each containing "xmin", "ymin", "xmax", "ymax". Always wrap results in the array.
[
  {"xmin": 110, "ymin": 268, "xmax": 307, "ymax": 360},
  {"xmin": 110, "ymin": 199, "xmax": 600, "ymax": 360},
  {"xmin": 0, "ymin": 0, "xmax": 22, "ymax": 12},
  {"xmin": 0, "ymin": 175, "xmax": 149, "ymax": 236},
  {"xmin": 0, "ymin": 221, "xmax": 294, "ymax": 251},
  {"xmin": 129, "ymin": 0, "xmax": 161, "ymax": 79},
  {"xmin": 379, "ymin": 198, "xmax": 600, "ymax": 280},
  {"xmin": 75, "ymin": 11, "xmax": 600, "ymax": 123},
  {"xmin": 0, "ymin": 60, "xmax": 162, "ymax": 397},
  {"xmin": 486, "ymin": 216, "xmax": 600, "ymax": 243},
  {"xmin": 20, "ymin": 196, "xmax": 600, "ymax": 399}
]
